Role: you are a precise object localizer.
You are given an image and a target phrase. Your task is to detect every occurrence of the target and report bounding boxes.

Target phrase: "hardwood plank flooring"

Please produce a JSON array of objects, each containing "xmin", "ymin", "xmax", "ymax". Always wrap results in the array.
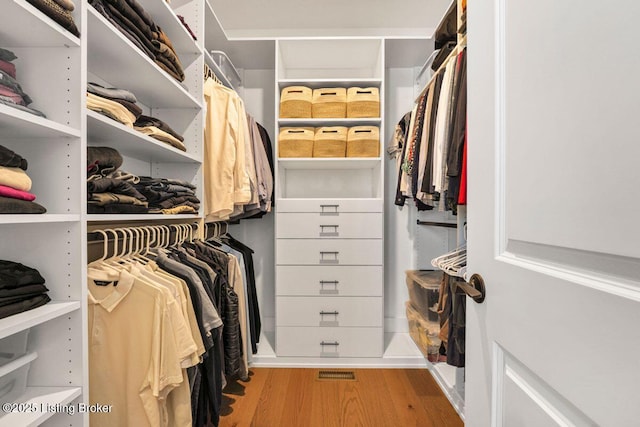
[{"xmin": 219, "ymin": 368, "xmax": 463, "ymax": 427}]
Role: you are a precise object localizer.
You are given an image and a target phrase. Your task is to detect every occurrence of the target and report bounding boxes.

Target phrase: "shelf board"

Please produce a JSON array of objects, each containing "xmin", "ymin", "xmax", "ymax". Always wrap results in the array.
[
  {"xmin": 0, "ymin": 104, "xmax": 81, "ymax": 139},
  {"xmin": 278, "ymin": 158, "xmax": 381, "ymax": 170},
  {"xmin": 0, "ymin": 387, "xmax": 82, "ymax": 427},
  {"xmin": 204, "ymin": 51, "xmax": 236, "ymax": 91},
  {"xmin": 137, "ymin": 0, "xmax": 200, "ymax": 56},
  {"xmin": 0, "ymin": 214, "xmax": 80, "ymax": 225},
  {"xmin": 1, "ymin": 0, "xmax": 80, "ymax": 48},
  {"xmin": 87, "ymin": 7, "xmax": 202, "ymax": 110},
  {"xmin": 278, "ymin": 78, "xmax": 382, "ymax": 89},
  {"xmin": 86, "ymin": 110, "xmax": 201, "ymax": 164},
  {"xmin": 87, "ymin": 214, "xmax": 202, "ymax": 222},
  {"xmin": 278, "ymin": 118, "xmax": 381, "ymax": 127},
  {"xmin": 0, "ymin": 302, "xmax": 81, "ymax": 340}
]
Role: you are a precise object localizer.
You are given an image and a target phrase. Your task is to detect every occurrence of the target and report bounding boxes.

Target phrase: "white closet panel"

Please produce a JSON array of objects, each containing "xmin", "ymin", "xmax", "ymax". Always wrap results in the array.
[
  {"xmin": 276, "ymin": 212, "xmax": 383, "ymax": 239},
  {"xmin": 277, "ymin": 297, "xmax": 383, "ymax": 327},
  {"xmin": 276, "ymin": 327, "xmax": 383, "ymax": 357},
  {"xmin": 277, "ymin": 239, "xmax": 383, "ymax": 266},
  {"xmin": 276, "ymin": 266, "xmax": 383, "ymax": 296}
]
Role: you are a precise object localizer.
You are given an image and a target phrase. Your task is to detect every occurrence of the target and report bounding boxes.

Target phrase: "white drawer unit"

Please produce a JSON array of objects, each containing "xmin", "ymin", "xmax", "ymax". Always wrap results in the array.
[
  {"xmin": 276, "ymin": 199, "xmax": 383, "ymax": 213},
  {"xmin": 276, "ymin": 327, "xmax": 384, "ymax": 357},
  {"xmin": 276, "ymin": 239, "xmax": 383, "ymax": 265},
  {"xmin": 276, "ymin": 265, "xmax": 383, "ymax": 296},
  {"xmin": 276, "ymin": 212, "xmax": 383, "ymax": 239},
  {"xmin": 277, "ymin": 297, "xmax": 382, "ymax": 327}
]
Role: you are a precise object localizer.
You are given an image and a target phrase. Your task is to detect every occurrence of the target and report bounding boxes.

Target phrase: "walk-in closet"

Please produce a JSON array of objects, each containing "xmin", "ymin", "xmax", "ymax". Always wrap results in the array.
[{"xmin": 0, "ymin": 0, "xmax": 637, "ymax": 426}]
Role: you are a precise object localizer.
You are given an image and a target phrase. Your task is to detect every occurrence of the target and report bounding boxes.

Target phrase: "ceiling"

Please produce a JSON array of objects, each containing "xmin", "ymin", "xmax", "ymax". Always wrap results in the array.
[{"xmin": 209, "ymin": 0, "xmax": 452, "ymax": 39}]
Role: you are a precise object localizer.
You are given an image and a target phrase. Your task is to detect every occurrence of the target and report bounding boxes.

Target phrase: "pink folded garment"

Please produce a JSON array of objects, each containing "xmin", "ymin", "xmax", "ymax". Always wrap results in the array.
[
  {"xmin": 0, "ymin": 184, "xmax": 36, "ymax": 201},
  {"xmin": 0, "ymin": 60, "xmax": 16, "ymax": 79}
]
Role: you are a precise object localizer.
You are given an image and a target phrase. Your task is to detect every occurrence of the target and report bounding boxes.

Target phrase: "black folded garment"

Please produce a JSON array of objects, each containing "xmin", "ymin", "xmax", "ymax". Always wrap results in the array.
[
  {"xmin": 156, "ymin": 195, "xmax": 200, "ymax": 210},
  {"xmin": 134, "ymin": 115, "xmax": 184, "ymax": 142},
  {"xmin": 432, "ymin": 41, "xmax": 457, "ymax": 72},
  {"xmin": 0, "ymin": 145, "xmax": 27, "ymax": 170},
  {"xmin": 87, "ymin": 177, "xmax": 147, "ymax": 200},
  {"xmin": 87, "ymin": 146, "xmax": 123, "ymax": 177},
  {"xmin": 0, "ymin": 260, "xmax": 45, "ymax": 290},
  {"xmin": 0, "ymin": 283, "xmax": 48, "ymax": 298},
  {"xmin": 0, "ymin": 196, "xmax": 46, "ymax": 214},
  {"xmin": 87, "ymin": 203, "xmax": 149, "ymax": 214},
  {"xmin": 0, "ymin": 294, "xmax": 51, "ymax": 319},
  {"xmin": 0, "ymin": 49, "xmax": 17, "ymax": 63}
]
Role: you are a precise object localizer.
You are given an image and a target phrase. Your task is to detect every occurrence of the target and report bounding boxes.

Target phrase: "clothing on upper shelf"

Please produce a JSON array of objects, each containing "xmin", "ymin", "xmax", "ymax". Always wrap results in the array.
[
  {"xmin": 88, "ymin": 84, "xmax": 186, "ymax": 150},
  {"xmin": 177, "ymin": 15, "xmax": 197, "ymax": 41},
  {"xmin": 0, "ymin": 260, "xmax": 50, "ymax": 319},
  {"xmin": 0, "ymin": 146, "xmax": 45, "ymax": 213},
  {"xmin": 0, "ymin": 145, "xmax": 28, "ymax": 170},
  {"xmin": 203, "ymin": 78, "xmax": 274, "ymax": 222},
  {"xmin": 389, "ymin": 47, "xmax": 467, "ymax": 215},
  {"xmin": 88, "ymin": 231, "xmax": 261, "ymax": 427},
  {"xmin": 26, "ymin": 0, "xmax": 80, "ymax": 37},
  {"xmin": 0, "ymin": 50, "xmax": 46, "ymax": 118},
  {"xmin": 87, "ymin": 146, "xmax": 123, "ymax": 177},
  {"xmin": 134, "ymin": 176, "xmax": 200, "ymax": 214},
  {"xmin": 89, "ymin": 0, "xmax": 186, "ymax": 82}
]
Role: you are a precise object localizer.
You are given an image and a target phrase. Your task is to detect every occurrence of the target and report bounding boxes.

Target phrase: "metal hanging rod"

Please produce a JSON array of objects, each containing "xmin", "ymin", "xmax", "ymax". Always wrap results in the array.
[{"xmin": 417, "ymin": 220, "xmax": 457, "ymax": 229}]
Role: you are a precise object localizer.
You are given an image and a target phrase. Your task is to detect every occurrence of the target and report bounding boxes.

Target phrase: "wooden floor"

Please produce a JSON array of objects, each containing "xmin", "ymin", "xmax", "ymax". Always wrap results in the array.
[{"xmin": 219, "ymin": 368, "xmax": 463, "ymax": 427}]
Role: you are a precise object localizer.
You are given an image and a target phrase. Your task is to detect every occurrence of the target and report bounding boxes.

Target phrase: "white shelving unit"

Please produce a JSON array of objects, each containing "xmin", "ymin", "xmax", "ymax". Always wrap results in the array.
[
  {"xmin": 0, "ymin": 0, "xmax": 86, "ymax": 424},
  {"xmin": 273, "ymin": 38, "xmax": 386, "ymax": 360}
]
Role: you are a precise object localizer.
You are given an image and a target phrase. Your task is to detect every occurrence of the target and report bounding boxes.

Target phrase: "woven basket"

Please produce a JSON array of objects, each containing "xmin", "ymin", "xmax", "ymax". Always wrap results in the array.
[
  {"xmin": 278, "ymin": 127, "xmax": 315, "ymax": 157},
  {"xmin": 312, "ymin": 88, "xmax": 347, "ymax": 118},
  {"xmin": 347, "ymin": 87, "xmax": 380, "ymax": 118},
  {"xmin": 280, "ymin": 86, "xmax": 312, "ymax": 118},
  {"xmin": 347, "ymin": 126, "xmax": 380, "ymax": 157},
  {"xmin": 313, "ymin": 127, "xmax": 347, "ymax": 157}
]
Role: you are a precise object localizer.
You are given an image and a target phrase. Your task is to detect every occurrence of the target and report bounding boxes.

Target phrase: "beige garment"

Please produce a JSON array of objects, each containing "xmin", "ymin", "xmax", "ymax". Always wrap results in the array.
[
  {"xmin": 203, "ymin": 79, "xmax": 251, "ymax": 222},
  {"xmin": 161, "ymin": 205, "xmax": 197, "ymax": 215},
  {"xmin": 87, "ymin": 268, "xmax": 190, "ymax": 427},
  {"xmin": 87, "ymin": 92, "xmax": 136, "ymax": 127},
  {"xmin": 135, "ymin": 126, "xmax": 187, "ymax": 151},
  {"xmin": 227, "ymin": 253, "xmax": 249, "ymax": 378},
  {"xmin": 88, "ymin": 192, "xmax": 148, "ymax": 206},
  {"xmin": 52, "ymin": 0, "xmax": 74, "ymax": 11},
  {"xmin": 238, "ymin": 104, "xmax": 259, "ymax": 212},
  {"xmin": 0, "ymin": 166, "xmax": 32, "ymax": 192},
  {"xmin": 248, "ymin": 115, "xmax": 273, "ymax": 211}
]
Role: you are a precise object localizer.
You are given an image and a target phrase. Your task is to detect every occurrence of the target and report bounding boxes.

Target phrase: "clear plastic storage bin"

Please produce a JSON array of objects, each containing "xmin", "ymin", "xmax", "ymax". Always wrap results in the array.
[
  {"xmin": 0, "ymin": 330, "xmax": 30, "ymax": 368},
  {"xmin": 405, "ymin": 270, "xmax": 441, "ymax": 322},
  {"xmin": 0, "ymin": 352, "xmax": 37, "ymax": 404},
  {"xmin": 406, "ymin": 302, "xmax": 440, "ymax": 361},
  {"xmin": 210, "ymin": 50, "xmax": 242, "ymax": 89}
]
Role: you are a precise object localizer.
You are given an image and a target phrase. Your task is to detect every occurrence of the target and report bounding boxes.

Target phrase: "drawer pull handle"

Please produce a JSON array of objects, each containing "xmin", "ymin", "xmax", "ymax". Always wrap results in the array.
[
  {"xmin": 320, "ymin": 204, "xmax": 339, "ymax": 214},
  {"xmin": 320, "ymin": 251, "xmax": 339, "ymax": 263},
  {"xmin": 320, "ymin": 224, "xmax": 339, "ymax": 236},
  {"xmin": 320, "ymin": 280, "xmax": 339, "ymax": 286},
  {"xmin": 320, "ymin": 341, "xmax": 340, "ymax": 346},
  {"xmin": 320, "ymin": 311, "xmax": 339, "ymax": 316}
]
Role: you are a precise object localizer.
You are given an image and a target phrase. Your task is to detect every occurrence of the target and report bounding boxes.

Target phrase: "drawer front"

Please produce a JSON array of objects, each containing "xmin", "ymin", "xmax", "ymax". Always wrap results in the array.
[
  {"xmin": 277, "ymin": 239, "xmax": 383, "ymax": 265},
  {"xmin": 276, "ymin": 199, "xmax": 382, "ymax": 213},
  {"xmin": 276, "ymin": 265, "xmax": 383, "ymax": 296},
  {"xmin": 276, "ymin": 212, "xmax": 382, "ymax": 239},
  {"xmin": 276, "ymin": 327, "xmax": 383, "ymax": 357},
  {"xmin": 277, "ymin": 297, "xmax": 382, "ymax": 327}
]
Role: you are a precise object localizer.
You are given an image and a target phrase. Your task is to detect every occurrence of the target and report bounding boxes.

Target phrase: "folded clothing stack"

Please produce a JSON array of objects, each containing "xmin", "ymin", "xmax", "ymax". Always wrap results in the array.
[
  {"xmin": 89, "ymin": 0, "xmax": 185, "ymax": 82},
  {"xmin": 0, "ymin": 146, "xmax": 46, "ymax": 214},
  {"xmin": 87, "ymin": 82, "xmax": 141, "ymax": 128},
  {"xmin": 26, "ymin": 0, "xmax": 80, "ymax": 37},
  {"xmin": 0, "ymin": 260, "xmax": 50, "ymax": 319},
  {"xmin": 0, "ymin": 49, "xmax": 46, "ymax": 118},
  {"xmin": 134, "ymin": 176, "xmax": 200, "ymax": 214},
  {"xmin": 87, "ymin": 146, "xmax": 149, "ymax": 214},
  {"xmin": 134, "ymin": 114, "xmax": 185, "ymax": 151},
  {"xmin": 87, "ymin": 83, "xmax": 186, "ymax": 151}
]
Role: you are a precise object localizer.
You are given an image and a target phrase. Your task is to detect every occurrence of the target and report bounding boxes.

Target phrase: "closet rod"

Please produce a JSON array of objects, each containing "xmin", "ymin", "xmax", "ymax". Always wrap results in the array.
[
  {"xmin": 87, "ymin": 223, "xmax": 198, "ymax": 243},
  {"xmin": 417, "ymin": 220, "xmax": 457, "ymax": 229},
  {"xmin": 414, "ymin": 44, "xmax": 462, "ymax": 102}
]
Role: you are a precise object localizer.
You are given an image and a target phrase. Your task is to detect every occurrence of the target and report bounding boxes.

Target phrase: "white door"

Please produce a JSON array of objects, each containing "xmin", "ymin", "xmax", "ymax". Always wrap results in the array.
[{"xmin": 467, "ymin": 0, "xmax": 640, "ymax": 426}]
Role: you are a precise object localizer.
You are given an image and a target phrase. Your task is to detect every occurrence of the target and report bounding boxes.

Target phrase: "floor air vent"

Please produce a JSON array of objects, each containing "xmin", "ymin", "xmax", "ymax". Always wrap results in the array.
[{"xmin": 317, "ymin": 370, "xmax": 356, "ymax": 381}]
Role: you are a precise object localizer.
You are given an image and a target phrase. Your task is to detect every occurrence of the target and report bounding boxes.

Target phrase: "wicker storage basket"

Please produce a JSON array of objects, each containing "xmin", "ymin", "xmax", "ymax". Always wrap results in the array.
[
  {"xmin": 312, "ymin": 88, "xmax": 347, "ymax": 118},
  {"xmin": 347, "ymin": 126, "xmax": 380, "ymax": 157},
  {"xmin": 279, "ymin": 86, "xmax": 312, "ymax": 118},
  {"xmin": 278, "ymin": 127, "xmax": 315, "ymax": 157},
  {"xmin": 347, "ymin": 87, "xmax": 380, "ymax": 118},
  {"xmin": 313, "ymin": 127, "xmax": 347, "ymax": 157}
]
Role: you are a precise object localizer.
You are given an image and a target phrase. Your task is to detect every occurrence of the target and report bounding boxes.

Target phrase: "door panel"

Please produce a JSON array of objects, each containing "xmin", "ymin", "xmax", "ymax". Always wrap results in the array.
[{"xmin": 468, "ymin": 0, "xmax": 640, "ymax": 425}]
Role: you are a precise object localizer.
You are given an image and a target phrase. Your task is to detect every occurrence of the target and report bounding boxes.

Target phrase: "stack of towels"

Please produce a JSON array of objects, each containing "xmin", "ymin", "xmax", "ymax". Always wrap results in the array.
[
  {"xmin": 0, "ymin": 145, "xmax": 46, "ymax": 214},
  {"xmin": 0, "ymin": 260, "xmax": 50, "ymax": 319},
  {"xmin": 0, "ymin": 48, "xmax": 45, "ymax": 118}
]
